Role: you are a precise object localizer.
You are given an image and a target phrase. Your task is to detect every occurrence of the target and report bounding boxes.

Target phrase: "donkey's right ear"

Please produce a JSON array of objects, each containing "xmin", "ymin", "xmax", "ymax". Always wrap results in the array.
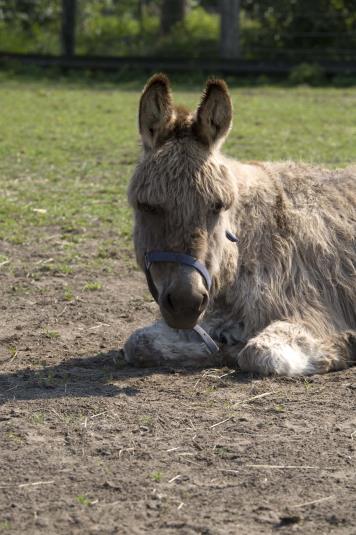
[
  {"xmin": 194, "ymin": 79, "xmax": 232, "ymax": 148},
  {"xmin": 139, "ymin": 73, "xmax": 173, "ymax": 150}
]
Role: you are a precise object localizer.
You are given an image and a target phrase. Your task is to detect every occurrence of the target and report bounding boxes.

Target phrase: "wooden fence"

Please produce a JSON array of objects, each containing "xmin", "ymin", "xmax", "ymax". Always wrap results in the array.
[{"xmin": 1, "ymin": 52, "xmax": 356, "ymax": 75}]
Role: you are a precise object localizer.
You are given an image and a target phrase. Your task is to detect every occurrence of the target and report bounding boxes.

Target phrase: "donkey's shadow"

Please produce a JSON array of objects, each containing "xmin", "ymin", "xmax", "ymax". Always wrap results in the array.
[{"xmin": 0, "ymin": 350, "xmax": 251, "ymax": 405}]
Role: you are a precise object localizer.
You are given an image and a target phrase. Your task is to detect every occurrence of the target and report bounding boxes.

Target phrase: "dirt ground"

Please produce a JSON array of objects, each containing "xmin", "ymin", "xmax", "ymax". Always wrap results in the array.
[{"xmin": 1, "ymin": 239, "xmax": 355, "ymax": 535}]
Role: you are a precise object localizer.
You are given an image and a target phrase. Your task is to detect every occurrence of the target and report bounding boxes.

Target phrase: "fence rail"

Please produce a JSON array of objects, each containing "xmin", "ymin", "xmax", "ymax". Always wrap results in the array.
[{"xmin": 1, "ymin": 52, "xmax": 356, "ymax": 75}]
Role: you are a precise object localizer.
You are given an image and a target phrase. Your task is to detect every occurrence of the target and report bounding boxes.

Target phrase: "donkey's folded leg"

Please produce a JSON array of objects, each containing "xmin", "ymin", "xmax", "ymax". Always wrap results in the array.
[
  {"xmin": 123, "ymin": 321, "xmax": 221, "ymax": 368},
  {"xmin": 236, "ymin": 320, "xmax": 350, "ymax": 376}
]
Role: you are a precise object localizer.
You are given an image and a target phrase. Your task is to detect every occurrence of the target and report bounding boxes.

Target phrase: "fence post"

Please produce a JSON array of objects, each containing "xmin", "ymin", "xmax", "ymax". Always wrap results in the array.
[
  {"xmin": 219, "ymin": 0, "xmax": 240, "ymax": 59},
  {"xmin": 61, "ymin": 0, "xmax": 77, "ymax": 57},
  {"xmin": 160, "ymin": 0, "xmax": 186, "ymax": 36}
]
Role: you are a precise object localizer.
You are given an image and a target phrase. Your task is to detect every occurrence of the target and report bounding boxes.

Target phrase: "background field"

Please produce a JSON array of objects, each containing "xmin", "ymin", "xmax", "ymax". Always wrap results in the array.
[{"xmin": 0, "ymin": 76, "xmax": 355, "ymax": 534}]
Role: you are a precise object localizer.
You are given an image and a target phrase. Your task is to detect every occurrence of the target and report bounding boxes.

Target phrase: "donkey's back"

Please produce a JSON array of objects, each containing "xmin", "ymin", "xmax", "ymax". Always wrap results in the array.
[{"xmin": 232, "ymin": 159, "xmax": 355, "ymax": 373}]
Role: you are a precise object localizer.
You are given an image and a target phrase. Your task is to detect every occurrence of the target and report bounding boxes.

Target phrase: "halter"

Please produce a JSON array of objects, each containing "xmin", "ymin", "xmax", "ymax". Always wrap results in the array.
[{"xmin": 144, "ymin": 229, "xmax": 239, "ymax": 354}]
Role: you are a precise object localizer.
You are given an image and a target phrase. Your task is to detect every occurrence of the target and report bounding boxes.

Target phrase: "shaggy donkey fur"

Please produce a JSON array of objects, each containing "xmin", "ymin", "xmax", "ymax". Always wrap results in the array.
[{"xmin": 124, "ymin": 74, "xmax": 356, "ymax": 376}]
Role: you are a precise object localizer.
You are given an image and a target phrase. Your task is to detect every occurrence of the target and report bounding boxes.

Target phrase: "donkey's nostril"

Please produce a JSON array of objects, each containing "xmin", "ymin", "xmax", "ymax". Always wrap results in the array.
[{"xmin": 163, "ymin": 290, "xmax": 208, "ymax": 316}]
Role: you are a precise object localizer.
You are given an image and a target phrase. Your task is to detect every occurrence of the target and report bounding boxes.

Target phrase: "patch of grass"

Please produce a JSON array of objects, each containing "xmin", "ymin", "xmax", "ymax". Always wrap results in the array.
[
  {"xmin": 83, "ymin": 280, "xmax": 102, "ymax": 291},
  {"xmin": 0, "ymin": 81, "xmax": 134, "ymax": 261},
  {"xmin": 63, "ymin": 288, "xmax": 74, "ymax": 301},
  {"xmin": 36, "ymin": 260, "xmax": 75, "ymax": 276},
  {"xmin": 6, "ymin": 432, "xmax": 23, "ymax": 443},
  {"xmin": 142, "ymin": 291, "xmax": 154, "ymax": 303},
  {"xmin": 36, "ymin": 370, "xmax": 57, "ymax": 387},
  {"xmin": 43, "ymin": 329, "xmax": 60, "ymax": 339},
  {"xmin": 0, "ymin": 521, "xmax": 11, "ymax": 530},
  {"xmin": 76, "ymin": 495, "xmax": 92, "ymax": 506},
  {"xmin": 274, "ymin": 404, "xmax": 286, "ymax": 413},
  {"xmin": 8, "ymin": 346, "xmax": 17, "ymax": 359},
  {"xmin": 97, "ymin": 240, "xmax": 119, "ymax": 259},
  {"xmin": 303, "ymin": 379, "xmax": 313, "ymax": 391},
  {"xmin": 150, "ymin": 471, "xmax": 163, "ymax": 482},
  {"xmin": 50, "ymin": 263, "xmax": 74, "ymax": 275},
  {"xmin": 139, "ymin": 415, "xmax": 154, "ymax": 427},
  {"xmin": 213, "ymin": 445, "xmax": 230, "ymax": 458},
  {"xmin": 0, "ymin": 75, "xmax": 354, "ymax": 272},
  {"xmin": 32, "ymin": 412, "xmax": 45, "ymax": 425},
  {"xmin": 9, "ymin": 284, "xmax": 30, "ymax": 296}
]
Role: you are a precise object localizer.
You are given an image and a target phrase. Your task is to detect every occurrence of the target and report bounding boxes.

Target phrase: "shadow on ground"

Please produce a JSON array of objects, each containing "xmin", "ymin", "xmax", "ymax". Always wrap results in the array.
[{"xmin": 0, "ymin": 349, "xmax": 253, "ymax": 404}]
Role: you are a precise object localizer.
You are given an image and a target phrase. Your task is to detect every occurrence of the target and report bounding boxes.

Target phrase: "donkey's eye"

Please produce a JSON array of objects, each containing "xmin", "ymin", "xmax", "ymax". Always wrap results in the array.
[
  {"xmin": 137, "ymin": 202, "xmax": 160, "ymax": 215},
  {"xmin": 211, "ymin": 201, "xmax": 224, "ymax": 215}
]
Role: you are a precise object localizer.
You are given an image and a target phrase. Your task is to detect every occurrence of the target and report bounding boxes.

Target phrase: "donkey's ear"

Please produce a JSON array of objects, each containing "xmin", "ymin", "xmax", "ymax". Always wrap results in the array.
[
  {"xmin": 195, "ymin": 79, "xmax": 232, "ymax": 147},
  {"xmin": 139, "ymin": 73, "xmax": 173, "ymax": 150}
]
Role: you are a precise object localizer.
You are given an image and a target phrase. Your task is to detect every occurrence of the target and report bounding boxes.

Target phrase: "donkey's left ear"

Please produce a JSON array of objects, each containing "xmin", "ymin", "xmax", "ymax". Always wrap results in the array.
[
  {"xmin": 139, "ymin": 73, "xmax": 174, "ymax": 150},
  {"xmin": 194, "ymin": 79, "xmax": 232, "ymax": 147}
]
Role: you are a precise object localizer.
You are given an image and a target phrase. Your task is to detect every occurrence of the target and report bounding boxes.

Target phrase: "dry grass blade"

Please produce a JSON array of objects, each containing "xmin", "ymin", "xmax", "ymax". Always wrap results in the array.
[
  {"xmin": 90, "ymin": 410, "xmax": 111, "ymax": 419},
  {"xmin": 244, "ymin": 464, "xmax": 335, "ymax": 470},
  {"xmin": 56, "ymin": 306, "xmax": 67, "ymax": 319},
  {"xmin": 218, "ymin": 371, "xmax": 236, "ymax": 379},
  {"xmin": 35, "ymin": 257, "xmax": 53, "ymax": 265},
  {"xmin": 293, "ymin": 495, "xmax": 334, "ymax": 508},
  {"xmin": 232, "ymin": 392, "xmax": 273, "ymax": 407},
  {"xmin": 18, "ymin": 480, "xmax": 55, "ymax": 488},
  {"xmin": 210, "ymin": 416, "xmax": 234, "ymax": 429},
  {"xmin": 168, "ymin": 475, "xmax": 181, "ymax": 483}
]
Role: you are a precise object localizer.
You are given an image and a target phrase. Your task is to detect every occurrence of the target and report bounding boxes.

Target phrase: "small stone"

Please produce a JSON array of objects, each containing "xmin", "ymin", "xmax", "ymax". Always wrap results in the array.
[
  {"xmin": 278, "ymin": 515, "xmax": 301, "ymax": 527},
  {"xmin": 257, "ymin": 511, "xmax": 280, "ymax": 524}
]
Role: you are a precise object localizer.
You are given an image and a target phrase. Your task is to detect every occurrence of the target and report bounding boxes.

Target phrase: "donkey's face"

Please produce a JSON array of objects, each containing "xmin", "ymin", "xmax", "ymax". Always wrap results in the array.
[{"xmin": 128, "ymin": 74, "xmax": 236, "ymax": 329}]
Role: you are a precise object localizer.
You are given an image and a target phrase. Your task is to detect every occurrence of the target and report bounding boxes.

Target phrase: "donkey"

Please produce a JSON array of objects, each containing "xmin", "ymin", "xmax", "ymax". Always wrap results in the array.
[{"xmin": 123, "ymin": 74, "xmax": 356, "ymax": 376}]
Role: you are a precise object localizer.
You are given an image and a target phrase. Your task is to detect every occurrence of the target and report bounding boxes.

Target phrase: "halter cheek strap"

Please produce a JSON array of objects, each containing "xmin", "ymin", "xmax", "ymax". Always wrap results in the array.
[{"xmin": 143, "ymin": 229, "xmax": 238, "ymax": 354}]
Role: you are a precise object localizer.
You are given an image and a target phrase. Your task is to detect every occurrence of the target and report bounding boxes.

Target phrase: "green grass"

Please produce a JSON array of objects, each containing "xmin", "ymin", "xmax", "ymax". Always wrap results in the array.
[
  {"xmin": 63, "ymin": 287, "xmax": 74, "ymax": 301},
  {"xmin": 150, "ymin": 470, "xmax": 163, "ymax": 482},
  {"xmin": 0, "ymin": 74, "xmax": 355, "ymax": 261},
  {"xmin": 32, "ymin": 412, "xmax": 46, "ymax": 425},
  {"xmin": 75, "ymin": 495, "xmax": 92, "ymax": 507},
  {"xmin": 43, "ymin": 329, "xmax": 60, "ymax": 339},
  {"xmin": 83, "ymin": 280, "xmax": 102, "ymax": 291}
]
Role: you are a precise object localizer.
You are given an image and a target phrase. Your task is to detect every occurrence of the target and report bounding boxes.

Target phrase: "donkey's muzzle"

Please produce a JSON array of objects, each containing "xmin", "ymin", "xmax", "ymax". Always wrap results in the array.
[
  {"xmin": 142, "ymin": 231, "xmax": 238, "ymax": 351},
  {"xmin": 161, "ymin": 286, "xmax": 209, "ymax": 329},
  {"xmin": 144, "ymin": 250, "xmax": 211, "ymax": 329}
]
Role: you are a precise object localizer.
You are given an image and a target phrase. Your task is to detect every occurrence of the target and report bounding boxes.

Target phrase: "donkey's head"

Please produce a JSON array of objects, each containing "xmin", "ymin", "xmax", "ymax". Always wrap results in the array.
[{"xmin": 128, "ymin": 74, "xmax": 237, "ymax": 329}]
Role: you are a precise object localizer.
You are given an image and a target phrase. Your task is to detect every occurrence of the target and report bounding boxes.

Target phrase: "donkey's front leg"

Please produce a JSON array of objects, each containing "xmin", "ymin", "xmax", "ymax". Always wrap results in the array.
[
  {"xmin": 235, "ymin": 320, "xmax": 349, "ymax": 376},
  {"xmin": 123, "ymin": 321, "xmax": 221, "ymax": 368}
]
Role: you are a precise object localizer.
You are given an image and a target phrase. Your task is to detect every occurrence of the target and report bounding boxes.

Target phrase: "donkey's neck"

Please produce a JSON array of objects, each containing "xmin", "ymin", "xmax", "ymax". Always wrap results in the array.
[
  {"xmin": 223, "ymin": 158, "xmax": 277, "ymax": 237},
  {"xmin": 216, "ymin": 158, "xmax": 282, "ymax": 295},
  {"xmin": 207, "ymin": 159, "xmax": 285, "ymax": 333}
]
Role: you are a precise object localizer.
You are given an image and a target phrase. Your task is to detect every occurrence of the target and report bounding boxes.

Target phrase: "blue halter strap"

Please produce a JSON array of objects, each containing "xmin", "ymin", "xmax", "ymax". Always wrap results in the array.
[
  {"xmin": 143, "ymin": 229, "xmax": 239, "ymax": 354},
  {"xmin": 145, "ymin": 251, "xmax": 212, "ymax": 290}
]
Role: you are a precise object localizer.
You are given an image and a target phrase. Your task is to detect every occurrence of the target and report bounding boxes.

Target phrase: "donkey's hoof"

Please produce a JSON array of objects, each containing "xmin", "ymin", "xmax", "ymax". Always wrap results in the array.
[
  {"xmin": 123, "ymin": 321, "xmax": 221, "ymax": 368},
  {"xmin": 123, "ymin": 328, "xmax": 161, "ymax": 367}
]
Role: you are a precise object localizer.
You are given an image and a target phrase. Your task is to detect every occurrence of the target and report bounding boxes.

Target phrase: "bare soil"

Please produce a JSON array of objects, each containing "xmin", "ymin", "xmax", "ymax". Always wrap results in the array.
[{"xmin": 1, "ymin": 240, "xmax": 355, "ymax": 535}]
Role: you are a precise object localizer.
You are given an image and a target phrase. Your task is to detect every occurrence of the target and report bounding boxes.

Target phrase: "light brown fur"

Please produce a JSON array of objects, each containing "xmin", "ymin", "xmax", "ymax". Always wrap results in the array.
[{"xmin": 124, "ymin": 74, "xmax": 356, "ymax": 376}]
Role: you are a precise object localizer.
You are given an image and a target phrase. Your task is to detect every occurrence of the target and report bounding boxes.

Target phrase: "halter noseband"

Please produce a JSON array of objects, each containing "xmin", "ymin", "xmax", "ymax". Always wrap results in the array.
[{"xmin": 144, "ymin": 230, "xmax": 239, "ymax": 354}]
